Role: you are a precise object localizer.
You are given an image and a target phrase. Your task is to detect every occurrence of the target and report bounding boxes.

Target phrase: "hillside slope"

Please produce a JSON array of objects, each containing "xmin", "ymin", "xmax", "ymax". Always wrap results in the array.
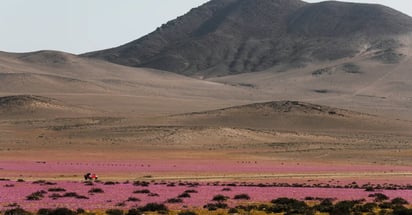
[{"xmin": 84, "ymin": 0, "xmax": 412, "ymax": 77}]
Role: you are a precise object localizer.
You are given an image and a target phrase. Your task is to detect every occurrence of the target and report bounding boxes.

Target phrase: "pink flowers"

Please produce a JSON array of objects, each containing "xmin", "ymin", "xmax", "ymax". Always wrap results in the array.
[{"xmin": 1, "ymin": 180, "xmax": 412, "ymax": 212}]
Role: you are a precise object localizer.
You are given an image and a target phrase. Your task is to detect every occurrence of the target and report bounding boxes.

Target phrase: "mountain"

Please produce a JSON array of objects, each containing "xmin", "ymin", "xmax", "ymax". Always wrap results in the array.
[{"xmin": 84, "ymin": 0, "xmax": 412, "ymax": 77}]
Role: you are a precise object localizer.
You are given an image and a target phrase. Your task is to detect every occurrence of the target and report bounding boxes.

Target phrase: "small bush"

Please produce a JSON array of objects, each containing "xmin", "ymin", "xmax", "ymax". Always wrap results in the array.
[
  {"xmin": 178, "ymin": 211, "xmax": 197, "ymax": 215},
  {"xmin": 147, "ymin": 193, "xmax": 159, "ymax": 197},
  {"xmin": 269, "ymin": 198, "xmax": 309, "ymax": 214},
  {"xmin": 132, "ymin": 181, "xmax": 150, "ymax": 187},
  {"xmin": 234, "ymin": 194, "xmax": 250, "ymax": 200},
  {"xmin": 167, "ymin": 198, "xmax": 183, "ymax": 203},
  {"xmin": 5, "ymin": 203, "xmax": 20, "ymax": 208},
  {"xmin": 76, "ymin": 208, "xmax": 85, "ymax": 214},
  {"xmin": 127, "ymin": 197, "xmax": 141, "ymax": 202},
  {"xmin": 63, "ymin": 192, "xmax": 80, "ymax": 197},
  {"xmin": 50, "ymin": 208, "xmax": 76, "ymax": 215},
  {"xmin": 203, "ymin": 203, "xmax": 228, "ymax": 211},
  {"xmin": 332, "ymin": 201, "xmax": 357, "ymax": 215},
  {"xmin": 379, "ymin": 202, "xmax": 394, "ymax": 209},
  {"xmin": 26, "ymin": 191, "xmax": 46, "ymax": 200},
  {"xmin": 16, "ymin": 179, "xmax": 25, "ymax": 182},
  {"xmin": 126, "ymin": 208, "xmax": 142, "ymax": 215},
  {"xmin": 221, "ymin": 188, "xmax": 231, "ymax": 191},
  {"xmin": 115, "ymin": 202, "xmax": 126, "ymax": 207},
  {"xmin": 212, "ymin": 194, "xmax": 229, "ymax": 202},
  {"xmin": 184, "ymin": 189, "xmax": 198, "ymax": 193},
  {"xmin": 88, "ymin": 188, "xmax": 104, "ymax": 193},
  {"xmin": 48, "ymin": 187, "xmax": 66, "ymax": 192},
  {"xmin": 76, "ymin": 195, "xmax": 89, "ymax": 199},
  {"xmin": 133, "ymin": 189, "xmax": 150, "ymax": 194},
  {"xmin": 360, "ymin": 203, "xmax": 378, "ymax": 212},
  {"xmin": 228, "ymin": 208, "xmax": 238, "ymax": 214},
  {"xmin": 370, "ymin": 193, "xmax": 390, "ymax": 202},
  {"xmin": 106, "ymin": 209, "xmax": 124, "ymax": 215},
  {"xmin": 84, "ymin": 181, "xmax": 94, "ymax": 186},
  {"xmin": 104, "ymin": 181, "xmax": 118, "ymax": 185},
  {"xmin": 5, "ymin": 208, "xmax": 32, "ymax": 215},
  {"xmin": 393, "ymin": 206, "xmax": 412, "ymax": 215},
  {"xmin": 37, "ymin": 208, "xmax": 53, "ymax": 215},
  {"xmin": 315, "ymin": 199, "xmax": 334, "ymax": 213},
  {"xmin": 178, "ymin": 192, "xmax": 191, "ymax": 198},
  {"xmin": 392, "ymin": 197, "xmax": 409, "ymax": 205},
  {"xmin": 139, "ymin": 203, "xmax": 168, "ymax": 212},
  {"xmin": 49, "ymin": 193, "xmax": 63, "ymax": 199}
]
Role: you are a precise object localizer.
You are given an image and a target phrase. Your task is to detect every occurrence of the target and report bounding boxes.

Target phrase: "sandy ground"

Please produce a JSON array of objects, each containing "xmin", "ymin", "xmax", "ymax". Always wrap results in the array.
[{"xmin": 0, "ymin": 48, "xmax": 412, "ymax": 185}]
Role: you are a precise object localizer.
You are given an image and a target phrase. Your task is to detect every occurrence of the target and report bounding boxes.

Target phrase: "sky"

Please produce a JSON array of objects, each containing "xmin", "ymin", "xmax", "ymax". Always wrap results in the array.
[{"xmin": 0, "ymin": 0, "xmax": 411, "ymax": 54}]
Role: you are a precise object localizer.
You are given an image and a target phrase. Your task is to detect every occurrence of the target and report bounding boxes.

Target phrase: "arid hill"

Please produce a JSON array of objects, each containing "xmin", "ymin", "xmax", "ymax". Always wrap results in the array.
[
  {"xmin": 168, "ymin": 101, "xmax": 411, "ymax": 133},
  {"xmin": 84, "ymin": 0, "xmax": 412, "ymax": 77},
  {"xmin": 0, "ymin": 95, "xmax": 97, "ymax": 119}
]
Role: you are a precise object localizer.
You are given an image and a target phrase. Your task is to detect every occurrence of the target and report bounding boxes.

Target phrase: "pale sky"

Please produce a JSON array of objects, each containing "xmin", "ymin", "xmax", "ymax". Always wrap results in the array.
[{"xmin": 0, "ymin": 0, "xmax": 410, "ymax": 54}]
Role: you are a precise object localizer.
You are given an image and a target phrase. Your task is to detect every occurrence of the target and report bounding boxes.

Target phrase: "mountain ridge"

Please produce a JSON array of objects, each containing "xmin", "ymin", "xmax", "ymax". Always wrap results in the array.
[{"xmin": 84, "ymin": 0, "xmax": 412, "ymax": 77}]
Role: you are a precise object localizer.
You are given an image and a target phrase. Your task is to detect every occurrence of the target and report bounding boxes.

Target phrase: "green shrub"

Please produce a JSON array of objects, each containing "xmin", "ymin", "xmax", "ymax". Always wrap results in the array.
[
  {"xmin": 203, "ymin": 203, "xmax": 228, "ymax": 211},
  {"xmin": 177, "ymin": 211, "xmax": 197, "ymax": 215},
  {"xmin": 125, "ymin": 209, "xmax": 142, "ymax": 215},
  {"xmin": 37, "ymin": 208, "xmax": 53, "ymax": 215},
  {"xmin": 49, "ymin": 208, "xmax": 76, "ymax": 215},
  {"xmin": 127, "ymin": 197, "xmax": 140, "ymax": 202},
  {"xmin": 184, "ymin": 189, "xmax": 198, "ymax": 193},
  {"xmin": 166, "ymin": 198, "xmax": 183, "ymax": 203},
  {"xmin": 233, "ymin": 194, "xmax": 250, "ymax": 200},
  {"xmin": 26, "ymin": 191, "xmax": 46, "ymax": 200},
  {"xmin": 139, "ymin": 203, "xmax": 168, "ymax": 212},
  {"xmin": 212, "ymin": 194, "xmax": 229, "ymax": 202},
  {"xmin": 48, "ymin": 188, "xmax": 66, "ymax": 192},
  {"xmin": 369, "ymin": 193, "xmax": 389, "ymax": 202},
  {"xmin": 133, "ymin": 189, "xmax": 150, "ymax": 194},
  {"xmin": 332, "ymin": 201, "xmax": 357, "ymax": 215},
  {"xmin": 178, "ymin": 192, "xmax": 191, "ymax": 198},
  {"xmin": 88, "ymin": 188, "xmax": 104, "ymax": 193},
  {"xmin": 5, "ymin": 208, "xmax": 32, "ymax": 215},
  {"xmin": 228, "ymin": 208, "xmax": 238, "ymax": 214},
  {"xmin": 392, "ymin": 197, "xmax": 409, "ymax": 205},
  {"xmin": 105, "ymin": 209, "xmax": 123, "ymax": 215}
]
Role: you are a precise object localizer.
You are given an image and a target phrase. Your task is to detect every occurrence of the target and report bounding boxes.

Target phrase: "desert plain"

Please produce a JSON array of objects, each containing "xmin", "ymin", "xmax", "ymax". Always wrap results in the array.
[{"xmin": 0, "ymin": 47, "xmax": 412, "ymax": 212}]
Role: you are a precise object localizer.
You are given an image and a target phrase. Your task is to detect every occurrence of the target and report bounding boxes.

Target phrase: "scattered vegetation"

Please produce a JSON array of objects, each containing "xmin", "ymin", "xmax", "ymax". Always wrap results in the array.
[
  {"xmin": 178, "ymin": 211, "xmax": 197, "ymax": 215},
  {"xmin": 166, "ymin": 198, "xmax": 183, "ymax": 203},
  {"xmin": 106, "ymin": 209, "xmax": 124, "ymax": 215},
  {"xmin": 132, "ymin": 181, "xmax": 150, "ymax": 187},
  {"xmin": 212, "ymin": 194, "xmax": 229, "ymax": 202},
  {"xmin": 48, "ymin": 187, "xmax": 66, "ymax": 192},
  {"xmin": 133, "ymin": 189, "xmax": 150, "ymax": 194},
  {"xmin": 5, "ymin": 208, "xmax": 32, "ymax": 215},
  {"xmin": 184, "ymin": 189, "xmax": 198, "ymax": 193},
  {"xmin": 127, "ymin": 197, "xmax": 141, "ymax": 202},
  {"xmin": 104, "ymin": 181, "xmax": 118, "ymax": 185},
  {"xmin": 26, "ymin": 190, "xmax": 47, "ymax": 201},
  {"xmin": 233, "ymin": 194, "xmax": 251, "ymax": 200},
  {"xmin": 88, "ymin": 187, "xmax": 104, "ymax": 193},
  {"xmin": 139, "ymin": 203, "xmax": 168, "ymax": 212},
  {"xmin": 178, "ymin": 192, "xmax": 191, "ymax": 198}
]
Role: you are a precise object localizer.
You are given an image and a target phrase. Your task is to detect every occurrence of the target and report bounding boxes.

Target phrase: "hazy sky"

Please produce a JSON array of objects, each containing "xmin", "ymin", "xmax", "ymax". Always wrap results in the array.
[{"xmin": 1, "ymin": 0, "xmax": 410, "ymax": 54}]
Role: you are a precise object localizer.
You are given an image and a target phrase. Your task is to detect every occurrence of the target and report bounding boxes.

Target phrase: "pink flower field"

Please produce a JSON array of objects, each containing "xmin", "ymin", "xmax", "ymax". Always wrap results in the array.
[
  {"xmin": 1, "ymin": 159, "xmax": 412, "ymax": 212},
  {"xmin": 1, "ymin": 180, "xmax": 412, "ymax": 212}
]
